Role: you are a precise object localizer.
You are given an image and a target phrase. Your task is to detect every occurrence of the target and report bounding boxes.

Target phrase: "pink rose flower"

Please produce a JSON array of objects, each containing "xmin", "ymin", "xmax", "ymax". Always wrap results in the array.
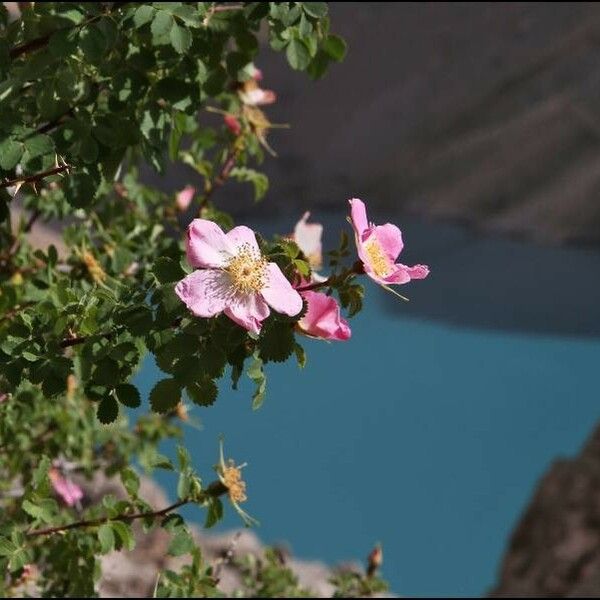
[
  {"xmin": 248, "ymin": 64, "xmax": 263, "ymax": 81},
  {"xmin": 297, "ymin": 290, "xmax": 351, "ymax": 341},
  {"xmin": 239, "ymin": 79, "xmax": 276, "ymax": 106},
  {"xmin": 349, "ymin": 198, "xmax": 429, "ymax": 287},
  {"xmin": 176, "ymin": 185, "xmax": 195, "ymax": 212},
  {"xmin": 48, "ymin": 468, "xmax": 83, "ymax": 507},
  {"xmin": 175, "ymin": 219, "xmax": 303, "ymax": 334},
  {"xmin": 224, "ymin": 114, "xmax": 242, "ymax": 136},
  {"xmin": 293, "ymin": 211, "xmax": 323, "ymax": 272}
]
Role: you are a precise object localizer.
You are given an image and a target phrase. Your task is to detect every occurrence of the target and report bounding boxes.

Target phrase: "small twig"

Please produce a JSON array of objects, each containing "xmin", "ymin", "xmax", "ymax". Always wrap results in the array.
[
  {"xmin": 59, "ymin": 328, "xmax": 117, "ymax": 348},
  {"xmin": 212, "ymin": 531, "xmax": 242, "ymax": 581},
  {"xmin": 1, "ymin": 164, "xmax": 72, "ymax": 190},
  {"xmin": 199, "ymin": 147, "xmax": 240, "ymax": 210},
  {"xmin": 26, "ymin": 480, "xmax": 228, "ymax": 538},
  {"xmin": 23, "ymin": 208, "xmax": 41, "ymax": 233}
]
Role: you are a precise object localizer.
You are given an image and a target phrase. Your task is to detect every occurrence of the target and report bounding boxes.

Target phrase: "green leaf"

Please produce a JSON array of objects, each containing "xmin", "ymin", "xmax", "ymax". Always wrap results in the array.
[
  {"xmin": 204, "ymin": 498, "xmax": 223, "ymax": 529},
  {"xmin": 133, "ymin": 5, "xmax": 155, "ymax": 28},
  {"xmin": 293, "ymin": 342, "xmax": 306, "ymax": 368},
  {"xmin": 150, "ymin": 378, "xmax": 181, "ymax": 413},
  {"xmin": 247, "ymin": 356, "xmax": 267, "ymax": 410},
  {"xmin": 110, "ymin": 521, "xmax": 135, "ymax": 552},
  {"xmin": 0, "ymin": 138, "xmax": 23, "ymax": 170},
  {"xmin": 23, "ymin": 134, "xmax": 54, "ymax": 159},
  {"xmin": 120, "ymin": 468, "xmax": 140, "ymax": 498},
  {"xmin": 186, "ymin": 378, "xmax": 217, "ymax": 407},
  {"xmin": 168, "ymin": 529, "xmax": 195, "ymax": 556},
  {"xmin": 22, "ymin": 499, "xmax": 57, "ymax": 523},
  {"xmin": 152, "ymin": 257, "xmax": 185, "ymax": 284},
  {"xmin": 286, "ymin": 38, "xmax": 311, "ymax": 70},
  {"xmin": 170, "ymin": 22, "xmax": 192, "ymax": 54},
  {"xmin": 114, "ymin": 383, "xmax": 141, "ymax": 408},
  {"xmin": 151, "ymin": 10, "xmax": 174, "ymax": 37},
  {"xmin": 303, "ymin": 2, "xmax": 329, "ymax": 18},
  {"xmin": 97, "ymin": 395, "xmax": 119, "ymax": 424},
  {"xmin": 323, "ymin": 34, "xmax": 347, "ymax": 61},
  {"xmin": 0, "ymin": 536, "xmax": 17, "ymax": 557},
  {"xmin": 172, "ymin": 4, "xmax": 202, "ymax": 27},
  {"xmin": 97, "ymin": 524, "xmax": 115, "ymax": 554},
  {"xmin": 176, "ymin": 445, "xmax": 191, "ymax": 471},
  {"xmin": 79, "ymin": 25, "xmax": 107, "ymax": 62},
  {"xmin": 259, "ymin": 323, "xmax": 295, "ymax": 363}
]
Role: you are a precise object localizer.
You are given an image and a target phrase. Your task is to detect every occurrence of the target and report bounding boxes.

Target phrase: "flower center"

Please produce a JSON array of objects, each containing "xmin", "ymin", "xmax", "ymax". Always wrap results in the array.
[
  {"xmin": 226, "ymin": 244, "xmax": 267, "ymax": 294},
  {"xmin": 222, "ymin": 460, "xmax": 247, "ymax": 504},
  {"xmin": 364, "ymin": 238, "xmax": 392, "ymax": 278}
]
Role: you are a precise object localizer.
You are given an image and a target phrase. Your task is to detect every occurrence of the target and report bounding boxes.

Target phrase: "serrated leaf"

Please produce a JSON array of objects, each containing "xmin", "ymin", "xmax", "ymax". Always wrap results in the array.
[
  {"xmin": 133, "ymin": 5, "xmax": 155, "ymax": 28},
  {"xmin": 168, "ymin": 529, "xmax": 195, "ymax": 556},
  {"xmin": 259, "ymin": 323, "xmax": 295, "ymax": 363},
  {"xmin": 79, "ymin": 25, "xmax": 107, "ymax": 62},
  {"xmin": 303, "ymin": 2, "xmax": 328, "ymax": 18},
  {"xmin": 0, "ymin": 536, "xmax": 16, "ymax": 556},
  {"xmin": 114, "ymin": 384, "xmax": 141, "ymax": 408},
  {"xmin": 170, "ymin": 22, "xmax": 192, "ymax": 53},
  {"xmin": 286, "ymin": 38, "xmax": 311, "ymax": 70},
  {"xmin": 97, "ymin": 524, "xmax": 115, "ymax": 554},
  {"xmin": 152, "ymin": 257, "xmax": 185, "ymax": 284},
  {"xmin": 204, "ymin": 498, "xmax": 223, "ymax": 529},
  {"xmin": 150, "ymin": 378, "xmax": 181, "ymax": 413},
  {"xmin": 323, "ymin": 34, "xmax": 347, "ymax": 61},
  {"xmin": 247, "ymin": 356, "xmax": 266, "ymax": 410},
  {"xmin": 97, "ymin": 395, "xmax": 119, "ymax": 424},
  {"xmin": 186, "ymin": 378, "xmax": 217, "ymax": 407},
  {"xmin": 110, "ymin": 521, "xmax": 135, "ymax": 552},
  {"xmin": 0, "ymin": 138, "xmax": 23, "ymax": 170},
  {"xmin": 23, "ymin": 134, "xmax": 54, "ymax": 159},
  {"xmin": 151, "ymin": 10, "xmax": 174, "ymax": 37},
  {"xmin": 120, "ymin": 468, "xmax": 140, "ymax": 498}
]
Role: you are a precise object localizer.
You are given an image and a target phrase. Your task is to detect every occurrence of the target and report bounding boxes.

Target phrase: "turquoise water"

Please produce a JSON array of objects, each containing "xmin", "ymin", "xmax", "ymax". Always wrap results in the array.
[{"xmin": 134, "ymin": 218, "xmax": 600, "ymax": 597}]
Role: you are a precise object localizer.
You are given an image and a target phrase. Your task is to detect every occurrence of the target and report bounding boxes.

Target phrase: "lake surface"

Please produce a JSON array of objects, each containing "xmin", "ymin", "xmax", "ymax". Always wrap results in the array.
[{"xmin": 134, "ymin": 214, "xmax": 600, "ymax": 597}]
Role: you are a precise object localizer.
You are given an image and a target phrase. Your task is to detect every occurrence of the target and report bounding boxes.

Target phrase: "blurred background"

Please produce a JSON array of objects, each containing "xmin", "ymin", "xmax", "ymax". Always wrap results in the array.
[{"xmin": 133, "ymin": 2, "xmax": 600, "ymax": 597}]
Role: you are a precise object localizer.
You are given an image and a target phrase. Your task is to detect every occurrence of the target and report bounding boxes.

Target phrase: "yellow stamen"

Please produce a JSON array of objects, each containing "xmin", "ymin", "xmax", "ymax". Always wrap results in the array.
[
  {"xmin": 82, "ymin": 251, "xmax": 107, "ymax": 284},
  {"xmin": 226, "ymin": 244, "xmax": 267, "ymax": 295},
  {"xmin": 363, "ymin": 238, "xmax": 392, "ymax": 278},
  {"xmin": 222, "ymin": 460, "xmax": 247, "ymax": 504}
]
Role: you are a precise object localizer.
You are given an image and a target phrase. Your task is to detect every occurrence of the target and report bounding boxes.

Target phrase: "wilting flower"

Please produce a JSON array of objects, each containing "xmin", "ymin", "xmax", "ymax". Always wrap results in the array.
[
  {"xmin": 82, "ymin": 250, "xmax": 107, "ymax": 285},
  {"xmin": 175, "ymin": 219, "xmax": 303, "ymax": 334},
  {"xmin": 247, "ymin": 64, "xmax": 263, "ymax": 81},
  {"xmin": 297, "ymin": 290, "xmax": 351, "ymax": 341},
  {"xmin": 349, "ymin": 198, "xmax": 429, "ymax": 288},
  {"xmin": 176, "ymin": 185, "xmax": 195, "ymax": 212},
  {"xmin": 223, "ymin": 114, "xmax": 242, "ymax": 136},
  {"xmin": 293, "ymin": 211, "xmax": 323, "ymax": 273},
  {"xmin": 216, "ymin": 439, "xmax": 257, "ymax": 526},
  {"xmin": 48, "ymin": 468, "xmax": 83, "ymax": 507},
  {"xmin": 238, "ymin": 78, "xmax": 276, "ymax": 106}
]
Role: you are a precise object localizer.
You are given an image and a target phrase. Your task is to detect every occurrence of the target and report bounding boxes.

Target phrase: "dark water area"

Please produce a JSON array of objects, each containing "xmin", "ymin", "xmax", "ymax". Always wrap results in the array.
[{"xmin": 136, "ymin": 3, "xmax": 600, "ymax": 595}]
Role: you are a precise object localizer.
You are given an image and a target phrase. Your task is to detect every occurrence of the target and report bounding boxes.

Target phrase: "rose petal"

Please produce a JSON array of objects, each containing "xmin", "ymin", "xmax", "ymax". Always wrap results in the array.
[
  {"xmin": 224, "ymin": 293, "xmax": 270, "ymax": 334},
  {"xmin": 398, "ymin": 263, "xmax": 430, "ymax": 280},
  {"xmin": 261, "ymin": 263, "xmax": 303, "ymax": 316},
  {"xmin": 294, "ymin": 211, "xmax": 323, "ymax": 269},
  {"xmin": 186, "ymin": 219, "xmax": 234, "ymax": 268},
  {"xmin": 298, "ymin": 291, "xmax": 351, "ymax": 341},
  {"xmin": 349, "ymin": 198, "xmax": 369, "ymax": 236},
  {"xmin": 49, "ymin": 469, "xmax": 83, "ymax": 507},
  {"xmin": 226, "ymin": 225, "xmax": 261, "ymax": 254},
  {"xmin": 176, "ymin": 185, "xmax": 195, "ymax": 212},
  {"xmin": 175, "ymin": 270, "xmax": 231, "ymax": 317},
  {"xmin": 372, "ymin": 223, "xmax": 403, "ymax": 261}
]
